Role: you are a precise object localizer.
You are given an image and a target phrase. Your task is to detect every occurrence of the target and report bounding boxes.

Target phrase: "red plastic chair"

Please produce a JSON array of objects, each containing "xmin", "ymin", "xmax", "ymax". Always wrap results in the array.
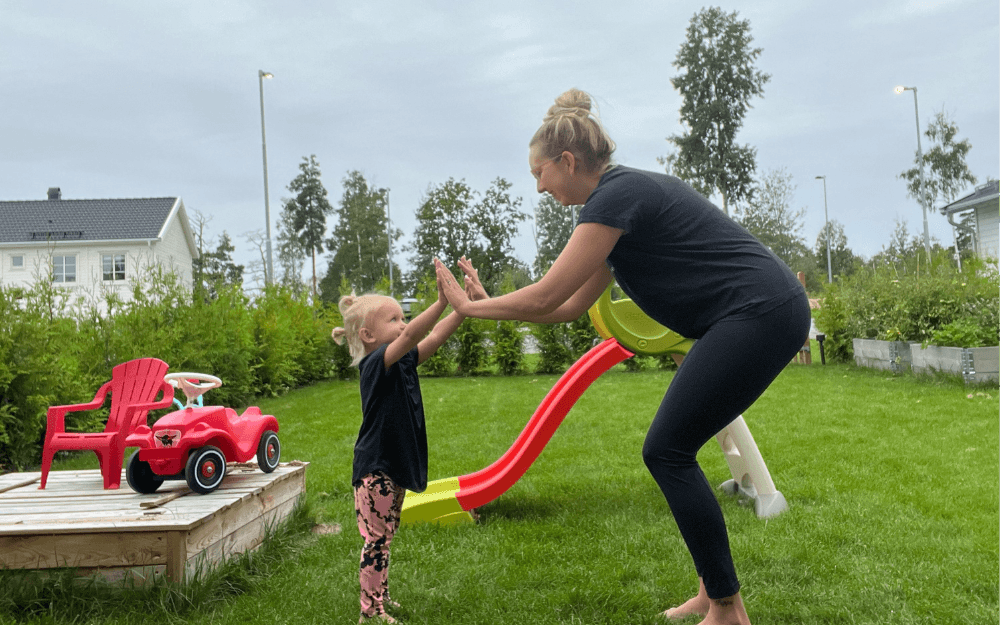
[{"xmin": 39, "ymin": 358, "xmax": 174, "ymax": 489}]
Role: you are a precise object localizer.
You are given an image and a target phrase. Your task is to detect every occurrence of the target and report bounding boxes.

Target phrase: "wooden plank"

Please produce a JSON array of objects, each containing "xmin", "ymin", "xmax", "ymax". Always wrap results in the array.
[
  {"xmin": 0, "ymin": 476, "xmax": 40, "ymax": 494},
  {"xmin": 0, "ymin": 470, "xmax": 307, "ymax": 535},
  {"xmin": 76, "ymin": 564, "xmax": 167, "ymax": 586},
  {"xmin": 1, "ymin": 490, "xmax": 183, "ymax": 504},
  {"xmin": 185, "ymin": 495, "xmax": 301, "ymax": 580},
  {"xmin": 9, "ymin": 563, "xmax": 169, "ymax": 587},
  {"xmin": 0, "ymin": 531, "xmax": 171, "ymax": 570},
  {"xmin": 185, "ymin": 469, "xmax": 304, "ymax": 553},
  {"xmin": 0, "ymin": 510, "xmax": 199, "ymax": 525},
  {"xmin": 223, "ymin": 496, "xmax": 300, "ymax": 559},
  {"xmin": 140, "ymin": 490, "xmax": 192, "ymax": 509},
  {"xmin": 166, "ymin": 531, "xmax": 186, "ymax": 582}
]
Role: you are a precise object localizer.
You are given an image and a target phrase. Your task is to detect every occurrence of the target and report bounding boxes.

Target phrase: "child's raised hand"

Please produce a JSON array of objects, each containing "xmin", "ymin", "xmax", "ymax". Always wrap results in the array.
[
  {"xmin": 435, "ymin": 264, "xmax": 448, "ymax": 303},
  {"xmin": 458, "ymin": 255, "xmax": 489, "ymax": 301},
  {"xmin": 434, "ymin": 258, "xmax": 470, "ymax": 313}
]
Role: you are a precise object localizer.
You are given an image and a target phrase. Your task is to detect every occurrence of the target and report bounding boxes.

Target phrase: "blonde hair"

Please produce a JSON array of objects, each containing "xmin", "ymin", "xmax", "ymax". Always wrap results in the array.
[
  {"xmin": 530, "ymin": 88, "xmax": 616, "ymax": 175},
  {"xmin": 331, "ymin": 293, "xmax": 389, "ymax": 366}
]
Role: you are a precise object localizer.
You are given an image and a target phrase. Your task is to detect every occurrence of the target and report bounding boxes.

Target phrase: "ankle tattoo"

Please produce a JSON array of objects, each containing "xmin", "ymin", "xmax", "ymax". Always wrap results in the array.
[{"xmin": 713, "ymin": 598, "xmax": 734, "ymax": 607}]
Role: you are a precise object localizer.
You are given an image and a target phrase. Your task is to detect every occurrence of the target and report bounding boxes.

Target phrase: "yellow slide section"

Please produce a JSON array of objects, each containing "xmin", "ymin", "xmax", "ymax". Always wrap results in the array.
[
  {"xmin": 587, "ymin": 284, "xmax": 694, "ymax": 358},
  {"xmin": 400, "ymin": 477, "xmax": 475, "ymax": 525}
]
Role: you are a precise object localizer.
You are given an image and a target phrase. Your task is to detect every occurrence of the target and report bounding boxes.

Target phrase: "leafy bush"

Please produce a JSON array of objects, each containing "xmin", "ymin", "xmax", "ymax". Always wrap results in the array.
[
  {"xmin": 929, "ymin": 318, "xmax": 990, "ymax": 349},
  {"xmin": 489, "ymin": 274, "xmax": 525, "ymax": 376},
  {"xmin": 0, "ymin": 283, "xmax": 98, "ymax": 471},
  {"xmin": 566, "ymin": 313, "xmax": 600, "ymax": 361},
  {"xmin": 531, "ymin": 321, "xmax": 572, "ymax": 374},
  {"xmin": 815, "ymin": 252, "xmax": 998, "ymax": 362},
  {"xmin": 492, "ymin": 320, "xmax": 525, "ymax": 376},
  {"xmin": 530, "ymin": 313, "xmax": 601, "ymax": 375},
  {"xmin": 249, "ymin": 286, "xmax": 335, "ymax": 396},
  {"xmin": 454, "ymin": 318, "xmax": 489, "ymax": 376},
  {"xmin": 417, "ymin": 340, "xmax": 454, "ymax": 377}
]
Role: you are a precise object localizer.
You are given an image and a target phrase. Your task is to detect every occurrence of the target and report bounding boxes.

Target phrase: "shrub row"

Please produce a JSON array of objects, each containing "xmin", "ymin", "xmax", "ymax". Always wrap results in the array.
[
  {"xmin": 0, "ymin": 269, "xmax": 341, "ymax": 471},
  {"xmin": 815, "ymin": 253, "xmax": 998, "ymax": 363}
]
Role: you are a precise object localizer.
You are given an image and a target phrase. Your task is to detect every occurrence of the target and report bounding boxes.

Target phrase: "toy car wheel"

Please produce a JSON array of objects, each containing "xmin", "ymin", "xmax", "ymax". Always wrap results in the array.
[
  {"xmin": 185, "ymin": 446, "xmax": 226, "ymax": 494},
  {"xmin": 126, "ymin": 450, "xmax": 164, "ymax": 494},
  {"xmin": 256, "ymin": 430, "xmax": 280, "ymax": 473}
]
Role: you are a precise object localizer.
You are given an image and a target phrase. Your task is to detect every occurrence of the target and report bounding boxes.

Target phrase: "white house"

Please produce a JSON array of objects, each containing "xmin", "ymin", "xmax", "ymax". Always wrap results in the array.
[
  {"xmin": 0, "ymin": 188, "xmax": 199, "ymax": 304},
  {"xmin": 939, "ymin": 180, "xmax": 999, "ymax": 260}
]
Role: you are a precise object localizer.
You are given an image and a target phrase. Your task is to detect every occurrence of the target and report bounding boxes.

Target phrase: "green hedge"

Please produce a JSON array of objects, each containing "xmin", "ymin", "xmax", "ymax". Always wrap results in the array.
[
  {"xmin": 815, "ymin": 253, "xmax": 999, "ymax": 363},
  {"xmin": 0, "ymin": 270, "xmax": 339, "ymax": 471}
]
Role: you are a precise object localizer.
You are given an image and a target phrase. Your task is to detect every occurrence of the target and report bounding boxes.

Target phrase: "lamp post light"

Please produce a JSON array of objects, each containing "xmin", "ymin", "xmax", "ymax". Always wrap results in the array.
[
  {"xmin": 258, "ymin": 70, "xmax": 275, "ymax": 286},
  {"xmin": 815, "ymin": 175, "xmax": 833, "ymax": 283},
  {"xmin": 386, "ymin": 193, "xmax": 393, "ymax": 298},
  {"xmin": 895, "ymin": 85, "xmax": 932, "ymax": 260}
]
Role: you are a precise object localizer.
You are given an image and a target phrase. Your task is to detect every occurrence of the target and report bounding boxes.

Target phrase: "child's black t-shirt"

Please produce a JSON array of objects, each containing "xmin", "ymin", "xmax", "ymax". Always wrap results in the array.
[
  {"xmin": 352, "ymin": 344, "xmax": 428, "ymax": 493},
  {"xmin": 578, "ymin": 166, "xmax": 804, "ymax": 339}
]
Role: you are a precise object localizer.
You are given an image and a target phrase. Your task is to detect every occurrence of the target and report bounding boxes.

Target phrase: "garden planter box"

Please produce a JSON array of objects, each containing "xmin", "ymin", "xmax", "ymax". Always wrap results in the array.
[
  {"xmin": 911, "ymin": 344, "xmax": 999, "ymax": 384},
  {"xmin": 852, "ymin": 339, "xmax": 912, "ymax": 374},
  {"xmin": 854, "ymin": 339, "xmax": 999, "ymax": 384}
]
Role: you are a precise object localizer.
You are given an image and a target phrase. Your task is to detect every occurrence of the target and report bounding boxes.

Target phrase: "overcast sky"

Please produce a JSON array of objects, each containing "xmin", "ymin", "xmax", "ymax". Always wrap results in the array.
[{"xmin": 3, "ymin": 1, "xmax": 997, "ymax": 289}]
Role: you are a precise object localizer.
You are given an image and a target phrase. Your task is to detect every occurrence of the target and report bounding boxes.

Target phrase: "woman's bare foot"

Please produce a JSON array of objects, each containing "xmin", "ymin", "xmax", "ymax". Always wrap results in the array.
[
  {"xmin": 697, "ymin": 593, "xmax": 751, "ymax": 625},
  {"xmin": 661, "ymin": 594, "xmax": 710, "ymax": 619},
  {"xmin": 661, "ymin": 578, "xmax": 710, "ymax": 620}
]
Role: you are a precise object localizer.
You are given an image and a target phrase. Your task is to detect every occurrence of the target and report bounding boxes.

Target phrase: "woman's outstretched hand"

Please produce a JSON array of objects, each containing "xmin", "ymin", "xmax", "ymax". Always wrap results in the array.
[
  {"xmin": 434, "ymin": 258, "xmax": 471, "ymax": 314},
  {"xmin": 458, "ymin": 255, "xmax": 489, "ymax": 301}
]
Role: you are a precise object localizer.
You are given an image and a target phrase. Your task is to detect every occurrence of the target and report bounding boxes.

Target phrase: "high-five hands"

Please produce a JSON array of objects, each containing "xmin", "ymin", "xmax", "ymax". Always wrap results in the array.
[
  {"xmin": 458, "ymin": 256, "xmax": 489, "ymax": 302},
  {"xmin": 434, "ymin": 258, "xmax": 471, "ymax": 315}
]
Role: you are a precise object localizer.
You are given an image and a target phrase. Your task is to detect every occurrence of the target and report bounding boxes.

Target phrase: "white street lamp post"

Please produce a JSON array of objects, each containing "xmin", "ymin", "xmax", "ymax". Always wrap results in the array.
[
  {"xmin": 387, "ymin": 193, "xmax": 393, "ymax": 298},
  {"xmin": 259, "ymin": 70, "xmax": 275, "ymax": 286},
  {"xmin": 895, "ymin": 85, "xmax": 932, "ymax": 260},
  {"xmin": 815, "ymin": 175, "xmax": 833, "ymax": 283}
]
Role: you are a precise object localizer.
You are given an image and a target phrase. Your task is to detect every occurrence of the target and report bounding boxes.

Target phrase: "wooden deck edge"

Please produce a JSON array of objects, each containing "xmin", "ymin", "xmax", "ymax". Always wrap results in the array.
[{"xmin": 0, "ymin": 464, "xmax": 308, "ymax": 583}]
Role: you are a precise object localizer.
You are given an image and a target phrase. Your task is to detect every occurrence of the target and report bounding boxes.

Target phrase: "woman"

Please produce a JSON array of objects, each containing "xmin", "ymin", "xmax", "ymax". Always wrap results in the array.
[{"xmin": 435, "ymin": 88, "xmax": 809, "ymax": 625}]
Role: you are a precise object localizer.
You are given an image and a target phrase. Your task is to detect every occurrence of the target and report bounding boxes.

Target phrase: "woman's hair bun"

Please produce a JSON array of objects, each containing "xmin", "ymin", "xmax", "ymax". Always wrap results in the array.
[
  {"xmin": 545, "ymin": 88, "xmax": 592, "ymax": 122},
  {"xmin": 531, "ymin": 88, "xmax": 615, "ymax": 174}
]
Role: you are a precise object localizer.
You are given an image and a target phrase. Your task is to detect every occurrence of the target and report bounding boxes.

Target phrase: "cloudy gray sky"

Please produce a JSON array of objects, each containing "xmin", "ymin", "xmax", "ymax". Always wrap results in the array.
[{"xmin": 3, "ymin": 1, "xmax": 997, "ymax": 288}]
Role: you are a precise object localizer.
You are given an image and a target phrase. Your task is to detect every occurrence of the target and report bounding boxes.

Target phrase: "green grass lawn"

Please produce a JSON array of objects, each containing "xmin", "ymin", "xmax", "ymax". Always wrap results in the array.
[{"xmin": 3, "ymin": 360, "xmax": 997, "ymax": 624}]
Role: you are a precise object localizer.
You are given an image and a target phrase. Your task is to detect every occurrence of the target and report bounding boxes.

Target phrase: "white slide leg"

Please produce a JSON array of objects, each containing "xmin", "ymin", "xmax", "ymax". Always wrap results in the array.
[{"xmin": 715, "ymin": 416, "xmax": 788, "ymax": 518}]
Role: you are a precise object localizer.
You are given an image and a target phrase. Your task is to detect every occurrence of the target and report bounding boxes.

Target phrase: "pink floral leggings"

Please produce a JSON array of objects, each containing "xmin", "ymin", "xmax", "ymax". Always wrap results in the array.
[{"xmin": 354, "ymin": 472, "xmax": 406, "ymax": 618}]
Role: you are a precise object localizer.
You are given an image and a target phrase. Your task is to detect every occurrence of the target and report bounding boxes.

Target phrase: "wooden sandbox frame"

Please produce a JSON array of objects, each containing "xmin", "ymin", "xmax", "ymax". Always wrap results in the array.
[{"xmin": 0, "ymin": 462, "xmax": 307, "ymax": 584}]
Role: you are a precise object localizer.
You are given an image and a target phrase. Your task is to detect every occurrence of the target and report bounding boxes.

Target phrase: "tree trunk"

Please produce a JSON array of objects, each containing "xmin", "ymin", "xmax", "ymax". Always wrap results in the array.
[{"xmin": 312, "ymin": 247, "xmax": 317, "ymax": 300}]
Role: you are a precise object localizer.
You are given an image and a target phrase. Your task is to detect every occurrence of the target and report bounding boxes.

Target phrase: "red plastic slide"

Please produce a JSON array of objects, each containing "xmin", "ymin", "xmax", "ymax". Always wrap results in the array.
[{"xmin": 455, "ymin": 338, "xmax": 633, "ymax": 510}]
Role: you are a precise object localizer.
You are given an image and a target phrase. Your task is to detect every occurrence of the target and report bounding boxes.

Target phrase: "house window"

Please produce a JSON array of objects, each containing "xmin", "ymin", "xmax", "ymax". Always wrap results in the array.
[
  {"xmin": 102, "ymin": 254, "xmax": 126, "ymax": 281},
  {"xmin": 52, "ymin": 255, "xmax": 76, "ymax": 283},
  {"xmin": 11, "ymin": 255, "xmax": 24, "ymax": 270}
]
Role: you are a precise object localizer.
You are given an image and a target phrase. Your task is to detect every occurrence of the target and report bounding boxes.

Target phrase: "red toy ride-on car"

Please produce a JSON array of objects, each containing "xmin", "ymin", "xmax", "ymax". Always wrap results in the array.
[{"xmin": 125, "ymin": 373, "xmax": 280, "ymax": 495}]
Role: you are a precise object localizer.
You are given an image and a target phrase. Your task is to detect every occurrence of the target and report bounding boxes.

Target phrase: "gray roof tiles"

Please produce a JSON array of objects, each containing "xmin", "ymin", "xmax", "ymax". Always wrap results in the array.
[{"xmin": 0, "ymin": 197, "xmax": 179, "ymax": 244}]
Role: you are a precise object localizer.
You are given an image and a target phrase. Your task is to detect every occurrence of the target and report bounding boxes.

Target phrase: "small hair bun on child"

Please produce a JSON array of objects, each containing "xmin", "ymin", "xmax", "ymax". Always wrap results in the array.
[
  {"xmin": 331, "ymin": 327, "xmax": 348, "ymax": 345},
  {"xmin": 338, "ymin": 294, "xmax": 359, "ymax": 319}
]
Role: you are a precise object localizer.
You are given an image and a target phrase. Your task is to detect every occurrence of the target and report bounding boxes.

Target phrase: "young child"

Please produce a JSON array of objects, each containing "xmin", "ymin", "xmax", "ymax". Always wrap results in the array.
[{"xmin": 332, "ymin": 257, "xmax": 485, "ymax": 624}]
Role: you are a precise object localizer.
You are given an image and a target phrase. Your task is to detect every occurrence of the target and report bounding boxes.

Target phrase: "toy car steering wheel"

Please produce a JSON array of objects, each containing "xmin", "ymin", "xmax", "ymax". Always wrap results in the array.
[{"xmin": 164, "ymin": 372, "xmax": 223, "ymax": 408}]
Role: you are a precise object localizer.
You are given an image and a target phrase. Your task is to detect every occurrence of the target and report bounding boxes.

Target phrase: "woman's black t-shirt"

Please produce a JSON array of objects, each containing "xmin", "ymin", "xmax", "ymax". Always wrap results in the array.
[
  {"xmin": 352, "ymin": 345, "xmax": 428, "ymax": 492},
  {"xmin": 577, "ymin": 166, "xmax": 804, "ymax": 339}
]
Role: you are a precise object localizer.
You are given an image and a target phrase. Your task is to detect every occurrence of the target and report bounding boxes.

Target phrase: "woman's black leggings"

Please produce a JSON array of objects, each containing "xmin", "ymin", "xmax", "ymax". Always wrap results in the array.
[{"xmin": 642, "ymin": 292, "xmax": 811, "ymax": 599}]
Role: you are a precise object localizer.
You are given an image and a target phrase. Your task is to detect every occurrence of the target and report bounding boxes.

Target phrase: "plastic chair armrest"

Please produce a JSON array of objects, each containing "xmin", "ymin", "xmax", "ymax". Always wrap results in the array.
[{"xmin": 45, "ymin": 382, "xmax": 113, "ymax": 435}]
